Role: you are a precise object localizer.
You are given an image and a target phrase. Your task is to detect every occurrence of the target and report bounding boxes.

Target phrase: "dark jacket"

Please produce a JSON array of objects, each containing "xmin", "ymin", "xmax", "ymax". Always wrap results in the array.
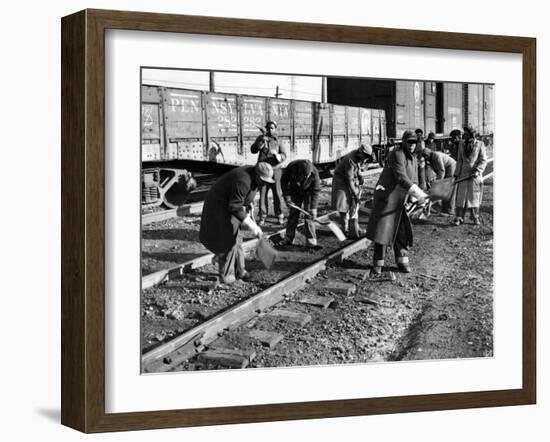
[
  {"xmin": 281, "ymin": 160, "xmax": 321, "ymax": 210},
  {"xmin": 366, "ymin": 146, "xmax": 418, "ymax": 246},
  {"xmin": 199, "ymin": 166, "xmax": 258, "ymax": 254},
  {"xmin": 251, "ymin": 133, "xmax": 287, "ymax": 169}
]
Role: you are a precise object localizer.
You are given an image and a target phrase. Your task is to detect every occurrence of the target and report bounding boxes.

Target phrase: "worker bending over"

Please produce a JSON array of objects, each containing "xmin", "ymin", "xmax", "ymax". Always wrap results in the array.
[
  {"xmin": 331, "ymin": 144, "xmax": 374, "ymax": 239},
  {"xmin": 280, "ymin": 159, "xmax": 321, "ymax": 247},
  {"xmin": 199, "ymin": 162, "xmax": 274, "ymax": 284}
]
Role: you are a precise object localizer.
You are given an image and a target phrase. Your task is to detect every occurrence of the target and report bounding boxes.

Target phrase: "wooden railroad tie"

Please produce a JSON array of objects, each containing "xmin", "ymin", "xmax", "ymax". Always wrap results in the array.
[
  {"xmin": 197, "ymin": 348, "xmax": 256, "ymax": 369},
  {"xmin": 342, "ymin": 268, "xmax": 370, "ymax": 281},
  {"xmin": 248, "ymin": 330, "xmax": 284, "ymax": 349},
  {"xmin": 268, "ymin": 309, "xmax": 312, "ymax": 326},
  {"xmin": 297, "ymin": 294, "xmax": 334, "ymax": 309},
  {"xmin": 315, "ymin": 281, "xmax": 356, "ymax": 296}
]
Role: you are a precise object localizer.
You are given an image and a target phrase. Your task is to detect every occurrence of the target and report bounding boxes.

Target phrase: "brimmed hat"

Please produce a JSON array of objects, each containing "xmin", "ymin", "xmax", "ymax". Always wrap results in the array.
[
  {"xmin": 357, "ymin": 143, "xmax": 373, "ymax": 157},
  {"xmin": 463, "ymin": 124, "xmax": 476, "ymax": 136},
  {"xmin": 255, "ymin": 162, "xmax": 275, "ymax": 183},
  {"xmin": 402, "ymin": 130, "xmax": 417, "ymax": 142},
  {"xmin": 265, "ymin": 120, "xmax": 278, "ymax": 129}
]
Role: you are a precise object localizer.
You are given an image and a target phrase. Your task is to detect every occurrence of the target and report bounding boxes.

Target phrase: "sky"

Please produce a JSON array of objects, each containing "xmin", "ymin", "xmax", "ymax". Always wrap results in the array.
[{"xmin": 142, "ymin": 69, "xmax": 324, "ymax": 102}]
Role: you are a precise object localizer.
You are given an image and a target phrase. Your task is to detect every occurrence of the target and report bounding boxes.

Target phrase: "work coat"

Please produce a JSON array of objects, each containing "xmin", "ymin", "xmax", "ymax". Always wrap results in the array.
[
  {"xmin": 199, "ymin": 166, "xmax": 258, "ymax": 254},
  {"xmin": 331, "ymin": 151, "xmax": 364, "ymax": 213},
  {"xmin": 251, "ymin": 133, "xmax": 288, "ymax": 170},
  {"xmin": 428, "ymin": 151, "xmax": 456, "ymax": 180},
  {"xmin": 281, "ymin": 159, "xmax": 321, "ymax": 210},
  {"xmin": 454, "ymin": 139, "xmax": 488, "ymax": 209},
  {"xmin": 366, "ymin": 146, "xmax": 418, "ymax": 246}
]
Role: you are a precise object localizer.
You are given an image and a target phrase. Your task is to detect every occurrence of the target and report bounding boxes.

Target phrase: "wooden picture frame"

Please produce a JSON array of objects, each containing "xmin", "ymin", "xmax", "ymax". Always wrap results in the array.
[{"xmin": 61, "ymin": 9, "xmax": 536, "ymax": 433}]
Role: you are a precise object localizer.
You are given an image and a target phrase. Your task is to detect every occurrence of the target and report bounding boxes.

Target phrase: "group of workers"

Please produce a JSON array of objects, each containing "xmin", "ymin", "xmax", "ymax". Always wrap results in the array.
[{"xmin": 199, "ymin": 120, "xmax": 488, "ymax": 283}]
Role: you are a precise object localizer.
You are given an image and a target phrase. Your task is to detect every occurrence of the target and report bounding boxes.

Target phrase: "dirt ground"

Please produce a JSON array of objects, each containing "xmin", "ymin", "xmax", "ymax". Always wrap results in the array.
[{"xmin": 141, "ymin": 171, "xmax": 493, "ymax": 370}]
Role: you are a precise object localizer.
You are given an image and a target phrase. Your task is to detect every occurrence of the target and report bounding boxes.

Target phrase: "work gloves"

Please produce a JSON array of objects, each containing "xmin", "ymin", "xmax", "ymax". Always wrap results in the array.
[
  {"xmin": 407, "ymin": 183, "xmax": 428, "ymax": 204},
  {"xmin": 241, "ymin": 214, "xmax": 263, "ymax": 238}
]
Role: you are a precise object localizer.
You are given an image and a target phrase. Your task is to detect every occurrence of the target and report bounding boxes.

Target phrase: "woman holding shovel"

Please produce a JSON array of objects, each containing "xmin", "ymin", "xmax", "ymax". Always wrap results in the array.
[
  {"xmin": 452, "ymin": 125, "xmax": 488, "ymax": 225},
  {"xmin": 331, "ymin": 144, "xmax": 375, "ymax": 239},
  {"xmin": 366, "ymin": 131, "xmax": 428, "ymax": 274}
]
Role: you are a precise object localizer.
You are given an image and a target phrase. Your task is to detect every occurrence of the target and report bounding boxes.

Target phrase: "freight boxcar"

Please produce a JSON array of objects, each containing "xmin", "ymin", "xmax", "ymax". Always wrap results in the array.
[
  {"xmin": 327, "ymin": 78, "xmax": 494, "ymax": 139},
  {"xmin": 141, "ymin": 85, "xmax": 385, "ymax": 207}
]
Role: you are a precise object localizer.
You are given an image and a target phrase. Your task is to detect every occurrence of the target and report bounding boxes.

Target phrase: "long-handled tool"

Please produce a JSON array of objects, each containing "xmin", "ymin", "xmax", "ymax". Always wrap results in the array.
[
  {"xmin": 407, "ymin": 174, "xmax": 478, "ymax": 218},
  {"xmin": 288, "ymin": 203, "xmax": 347, "ymax": 241}
]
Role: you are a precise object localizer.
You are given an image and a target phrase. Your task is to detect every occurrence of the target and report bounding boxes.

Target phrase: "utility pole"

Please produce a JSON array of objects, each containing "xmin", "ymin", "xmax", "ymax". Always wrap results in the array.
[
  {"xmin": 209, "ymin": 71, "xmax": 215, "ymax": 92},
  {"xmin": 274, "ymin": 85, "xmax": 282, "ymax": 98}
]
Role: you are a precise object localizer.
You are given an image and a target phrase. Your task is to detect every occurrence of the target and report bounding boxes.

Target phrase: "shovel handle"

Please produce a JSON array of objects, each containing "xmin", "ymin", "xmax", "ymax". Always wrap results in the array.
[
  {"xmin": 288, "ymin": 203, "xmax": 331, "ymax": 225},
  {"xmin": 453, "ymin": 174, "xmax": 477, "ymax": 185}
]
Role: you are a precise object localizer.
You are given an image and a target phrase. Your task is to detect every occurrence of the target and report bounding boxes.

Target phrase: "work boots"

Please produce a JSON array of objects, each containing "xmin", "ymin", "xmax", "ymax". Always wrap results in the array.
[
  {"xmin": 397, "ymin": 256, "xmax": 411, "ymax": 273},
  {"xmin": 452, "ymin": 208, "xmax": 465, "ymax": 226},
  {"xmin": 470, "ymin": 208, "xmax": 481, "ymax": 225},
  {"xmin": 348, "ymin": 218, "xmax": 365, "ymax": 239}
]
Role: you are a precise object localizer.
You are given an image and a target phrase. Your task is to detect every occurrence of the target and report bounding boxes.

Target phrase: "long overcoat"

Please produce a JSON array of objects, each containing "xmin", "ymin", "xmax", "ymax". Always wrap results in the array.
[
  {"xmin": 366, "ymin": 146, "xmax": 418, "ymax": 246},
  {"xmin": 454, "ymin": 139, "xmax": 487, "ymax": 208},
  {"xmin": 199, "ymin": 166, "xmax": 257, "ymax": 254},
  {"xmin": 331, "ymin": 151, "xmax": 363, "ymax": 213}
]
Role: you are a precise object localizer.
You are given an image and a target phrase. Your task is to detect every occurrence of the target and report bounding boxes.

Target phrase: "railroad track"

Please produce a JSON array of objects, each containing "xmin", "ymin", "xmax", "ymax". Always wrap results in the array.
[
  {"xmin": 142, "ymin": 210, "xmax": 343, "ymax": 289},
  {"xmin": 142, "ymin": 234, "xmax": 372, "ymax": 373}
]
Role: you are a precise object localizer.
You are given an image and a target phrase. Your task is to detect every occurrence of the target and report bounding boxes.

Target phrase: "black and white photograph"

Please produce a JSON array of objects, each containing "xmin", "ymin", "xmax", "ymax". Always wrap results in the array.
[{"xmin": 140, "ymin": 68, "xmax": 495, "ymax": 373}]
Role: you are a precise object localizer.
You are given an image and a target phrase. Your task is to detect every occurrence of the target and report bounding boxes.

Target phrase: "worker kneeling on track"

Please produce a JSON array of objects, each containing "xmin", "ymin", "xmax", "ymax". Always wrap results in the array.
[
  {"xmin": 280, "ymin": 159, "xmax": 321, "ymax": 247},
  {"xmin": 199, "ymin": 162, "xmax": 274, "ymax": 284},
  {"xmin": 366, "ymin": 131, "xmax": 428, "ymax": 275},
  {"xmin": 331, "ymin": 144, "xmax": 375, "ymax": 239}
]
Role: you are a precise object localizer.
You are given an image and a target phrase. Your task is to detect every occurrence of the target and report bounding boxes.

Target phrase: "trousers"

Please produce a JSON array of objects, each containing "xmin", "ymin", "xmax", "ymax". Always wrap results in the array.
[
  {"xmin": 373, "ymin": 216, "xmax": 409, "ymax": 266},
  {"xmin": 259, "ymin": 168, "xmax": 283, "ymax": 219},
  {"xmin": 216, "ymin": 234, "xmax": 246, "ymax": 282},
  {"xmin": 285, "ymin": 194, "xmax": 316, "ymax": 245}
]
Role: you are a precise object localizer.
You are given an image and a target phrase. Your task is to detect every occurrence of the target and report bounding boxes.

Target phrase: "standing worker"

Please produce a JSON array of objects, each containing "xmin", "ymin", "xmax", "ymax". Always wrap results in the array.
[
  {"xmin": 366, "ymin": 131, "xmax": 428, "ymax": 274},
  {"xmin": 447, "ymin": 129, "xmax": 462, "ymax": 160},
  {"xmin": 453, "ymin": 125, "xmax": 488, "ymax": 225},
  {"xmin": 422, "ymin": 147, "xmax": 457, "ymax": 214},
  {"xmin": 331, "ymin": 144, "xmax": 375, "ymax": 239},
  {"xmin": 280, "ymin": 159, "xmax": 321, "ymax": 247},
  {"xmin": 199, "ymin": 162, "xmax": 275, "ymax": 284},
  {"xmin": 251, "ymin": 120, "xmax": 288, "ymax": 226}
]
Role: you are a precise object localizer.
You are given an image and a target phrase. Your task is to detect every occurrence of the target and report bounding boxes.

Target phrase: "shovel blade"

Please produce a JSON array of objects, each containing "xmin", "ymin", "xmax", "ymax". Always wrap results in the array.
[
  {"xmin": 257, "ymin": 238, "xmax": 277, "ymax": 270},
  {"xmin": 327, "ymin": 221, "xmax": 347, "ymax": 241}
]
